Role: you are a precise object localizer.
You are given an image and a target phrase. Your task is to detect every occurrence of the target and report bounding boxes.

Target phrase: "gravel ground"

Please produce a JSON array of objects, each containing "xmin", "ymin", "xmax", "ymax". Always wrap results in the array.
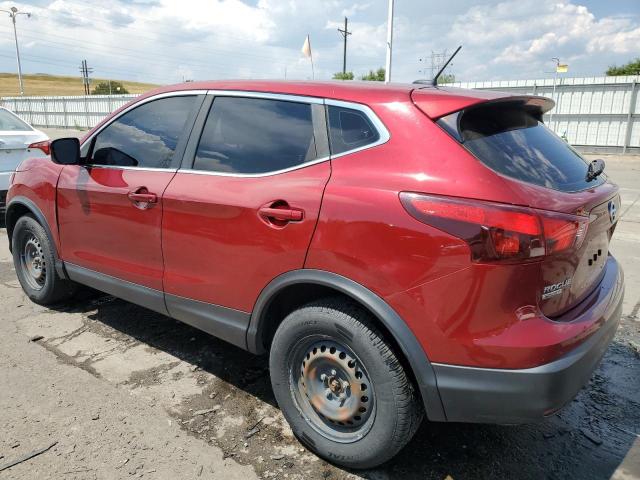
[{"xmin": 0, "ymin": 148, "xmax": 638, "ymax": 479}]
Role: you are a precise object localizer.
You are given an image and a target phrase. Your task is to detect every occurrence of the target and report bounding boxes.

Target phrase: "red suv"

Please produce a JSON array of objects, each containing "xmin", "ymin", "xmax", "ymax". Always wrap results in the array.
[{"xmin": 5, "ymin": 81, "xmax": 624, "ymax": 469}]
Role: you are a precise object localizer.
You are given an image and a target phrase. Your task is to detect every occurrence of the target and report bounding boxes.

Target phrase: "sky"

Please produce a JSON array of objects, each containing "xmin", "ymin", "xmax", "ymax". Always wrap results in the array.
[{"xmin": 0, "ymin": 0, "xmax": 638, "ymax": 85}]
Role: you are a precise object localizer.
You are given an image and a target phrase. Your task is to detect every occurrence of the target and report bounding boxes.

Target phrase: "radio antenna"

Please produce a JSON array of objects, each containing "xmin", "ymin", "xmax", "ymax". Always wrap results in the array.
[{"xmin": 428, "ymin": 45, "xmax": 461, "ymax": 87}]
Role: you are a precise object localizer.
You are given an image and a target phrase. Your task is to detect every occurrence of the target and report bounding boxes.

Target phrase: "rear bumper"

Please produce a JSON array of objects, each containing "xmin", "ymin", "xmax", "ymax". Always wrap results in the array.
[{"xmin": 433, "ymin": 256, "xmax": 624, "ymax": 424}]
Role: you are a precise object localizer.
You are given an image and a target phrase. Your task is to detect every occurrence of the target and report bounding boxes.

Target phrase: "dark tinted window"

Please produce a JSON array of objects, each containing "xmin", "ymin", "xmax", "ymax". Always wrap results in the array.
[
  {"xmin": 193, "ymin": 97, "xmax": 317, "ymax": 174},
  {"xmin": 440, "ymin": 105, "xmax": 604, "ymax": 192},
  {"xmin": 327, "ymin": 105, "xmax": 380, "ymax": 155},
  {"xmin": 91, "ymin": 96, "xmax": 197, "ymax": 169}
]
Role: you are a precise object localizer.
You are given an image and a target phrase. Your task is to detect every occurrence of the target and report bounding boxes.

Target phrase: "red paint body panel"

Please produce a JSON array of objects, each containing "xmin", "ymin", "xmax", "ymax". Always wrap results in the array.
[
  {"xmin": 306, "ymin": 92, "xmax": 620, "ymax": 369},
  {"xmin": 56, "ymin": 166, "xmax": 175, "ymax": 290},
  {"xmin": 9, "ymin": 158, "xmax": 63, "ymax": 249},
  {"xmin": 162, "ymin": 163, "xmax": 330, "ymax": 312},
  {"xmin": 6, "ymin": 80, "xmax": 622, "ymax": 375}
]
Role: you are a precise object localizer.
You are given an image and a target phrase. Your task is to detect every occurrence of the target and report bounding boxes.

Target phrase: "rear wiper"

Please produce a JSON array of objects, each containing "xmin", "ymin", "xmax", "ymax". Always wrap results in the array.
[{"xmin": 586, "ymin": 159, "xmax": 605, "ymax": 182}]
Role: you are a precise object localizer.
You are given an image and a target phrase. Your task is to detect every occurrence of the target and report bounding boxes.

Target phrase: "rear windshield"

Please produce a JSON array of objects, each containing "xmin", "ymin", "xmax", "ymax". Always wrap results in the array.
[
  {"xmin": 438, "ymin": 104, "xmax": 604, "ymax": 192},
  {"xmin": 0, "ymin": 108, "xmax": 32, "ymax": 131}
]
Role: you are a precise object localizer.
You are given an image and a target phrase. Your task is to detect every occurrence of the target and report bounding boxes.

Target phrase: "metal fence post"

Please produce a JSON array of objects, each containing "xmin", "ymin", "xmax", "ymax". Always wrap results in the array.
[
  {"xmin": 43, "ymin": 97, "xmax": 49, "ymax": 128},
  {"xmin": 27, "ymin": 96, "xmax": 33, "ymax": 125},
  {"xmin": 84, "ymin": 95, "xmax": 90, "ymax": 129},
  {"xmin": 623, "ymin": 81, "xmax": 637, "ymax": 154},
  {"xmin": 62, "ymin": 97, "xmax": 68, "ymax": 129}
]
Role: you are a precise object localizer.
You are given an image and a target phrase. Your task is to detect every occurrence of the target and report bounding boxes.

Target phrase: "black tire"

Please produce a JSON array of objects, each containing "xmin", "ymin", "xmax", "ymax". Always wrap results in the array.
[
  {"xmin": 269, "ymin": 297, "xmax": 423, "ymax": 469},
  {"xmin": 12, "ymin": 215, "xmax": 77, "ymax": 305}
]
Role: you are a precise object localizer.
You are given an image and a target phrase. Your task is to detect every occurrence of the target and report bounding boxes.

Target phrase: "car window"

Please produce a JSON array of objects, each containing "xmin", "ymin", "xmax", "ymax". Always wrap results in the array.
[
  {"xmin": 439, "ymin": 104, "xmax": 605, "ymax": 193},
  {"xmin": 193, "ymin": 97, "xmax": 317, "ymax": 174},
  {"xmin": 91, "ymin": 96, "xmax": 197, "ymax": 169},
  {"xmin": 0, "ymin": 108, "xmax": 33, "ymax": 131},
  {"xmin": 327, "ymin": 105, "xmax": 380, "ymax": 155}
]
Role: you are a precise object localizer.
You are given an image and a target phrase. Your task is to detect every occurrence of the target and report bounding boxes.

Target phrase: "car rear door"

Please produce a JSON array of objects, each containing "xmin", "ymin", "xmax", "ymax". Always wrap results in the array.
[
  {"xmin": 161, "ymin": 92, "xmax": 331, "ymax": 344},
  {"xmin": 56, "ymin": 92, "xmax": 204, "ymax": 298}
]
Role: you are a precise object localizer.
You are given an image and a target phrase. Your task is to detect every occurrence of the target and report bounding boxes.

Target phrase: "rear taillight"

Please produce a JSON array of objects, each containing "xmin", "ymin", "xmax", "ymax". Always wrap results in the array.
[
  {"xmin": 28, "ymin": 140, "xmax": 50, "ymax": 155},
  {"xmin": 400, "ymin": 192, "xmax": 589, "ymax": 263}
]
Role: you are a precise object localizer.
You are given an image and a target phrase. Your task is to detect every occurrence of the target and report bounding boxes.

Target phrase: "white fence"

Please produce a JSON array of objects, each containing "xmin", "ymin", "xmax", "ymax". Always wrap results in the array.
[
  {"xmin": 0, "ymin": 94, "xmax": 137, "ymax": 130},
  {"xmin": 1, "ymin": 75, "xmax": 639, "ymax": 153},
  {"xmin": 451, "ymin": 75, "xmax": 640, "ymax": 153}
]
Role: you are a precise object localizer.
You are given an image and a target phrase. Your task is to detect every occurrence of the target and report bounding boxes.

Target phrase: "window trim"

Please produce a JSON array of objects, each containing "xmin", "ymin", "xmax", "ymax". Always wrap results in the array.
[
  {"xmin": 80, "ymin": 90, "xmax": 207, "ymax": 172},
  {"xmin": 178, "ymin": 92, "xmax": 390, "ymax": 178},
  {"xmin": 181, "ymin": 91, "xmax": 328, "ymax": 178},
  {"xmin": 325, "ymin": 99, "xmax": 390, "ymax": 159},
  {"xmin": 78, "ymin": 89, "xmax": 391, "ymax": 176}
]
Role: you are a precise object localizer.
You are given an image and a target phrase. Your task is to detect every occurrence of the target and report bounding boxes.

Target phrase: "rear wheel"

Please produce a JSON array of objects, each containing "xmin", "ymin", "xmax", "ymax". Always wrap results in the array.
[
  {"xmin": 12, "ymin": 215, "xmax": 77, "ymax": 305},
  {"xmin": 269, "ymin": 297, "xmax": 423, "ymax": 469}
]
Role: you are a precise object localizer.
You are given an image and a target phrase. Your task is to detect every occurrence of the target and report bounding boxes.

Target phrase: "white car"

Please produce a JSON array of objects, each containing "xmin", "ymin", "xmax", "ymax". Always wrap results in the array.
[{"xmin": 0, "ymin": 107, "xmax": 49, "ymax": 214}]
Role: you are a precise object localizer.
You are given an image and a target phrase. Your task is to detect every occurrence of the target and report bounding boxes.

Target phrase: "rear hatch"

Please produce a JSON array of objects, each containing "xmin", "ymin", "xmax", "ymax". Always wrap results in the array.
[{"xmin": 416, "ymin": 91, "xmax": 620, "ymax": 317}]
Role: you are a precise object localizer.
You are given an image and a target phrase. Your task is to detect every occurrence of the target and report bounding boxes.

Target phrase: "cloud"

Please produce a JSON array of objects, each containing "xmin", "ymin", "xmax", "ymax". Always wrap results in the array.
[
  {"xmin": 0, "ymin": 0, "xmax": 637, "ymax": 85},
  {"xmin": 447, "ymin": 0, "xmax": 639, "ymax": 78}
]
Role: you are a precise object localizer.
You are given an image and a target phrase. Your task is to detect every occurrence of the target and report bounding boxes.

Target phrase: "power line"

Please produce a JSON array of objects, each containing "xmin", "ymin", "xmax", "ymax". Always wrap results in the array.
[{"xmin": 0, "ymin": 25, "xmax": 313, "ymax": 80}]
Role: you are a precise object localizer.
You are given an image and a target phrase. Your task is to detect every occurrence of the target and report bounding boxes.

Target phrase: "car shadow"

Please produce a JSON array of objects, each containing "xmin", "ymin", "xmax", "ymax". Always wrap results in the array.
[
  {"xmin": 58, "ymin": 291, "xmax": 278, "ymax": 407},
  {"xmin": 56, "ymin": 294, "xmax": 640, "ymax": 480}
]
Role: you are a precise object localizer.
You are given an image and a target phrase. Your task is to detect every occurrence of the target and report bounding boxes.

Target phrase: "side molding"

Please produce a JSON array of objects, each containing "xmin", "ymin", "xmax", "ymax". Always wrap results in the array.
[
  {"xmin": 6, "ymin": 196, "xmax": 68, "ymax": 279},
  {"xmin": 246, "ymin": 269, "xmax": 447, "ymax": 421},
  {"xmin": 64, "ymin": 265, "xmax": 251, "ymax": 349},
  {"xmin": 165, "ymin": 293, "xmax": 250, "ymax": 349},
  {"xmin": 65, "ymin": 263, "xmax": 169, "ymax": 316}
]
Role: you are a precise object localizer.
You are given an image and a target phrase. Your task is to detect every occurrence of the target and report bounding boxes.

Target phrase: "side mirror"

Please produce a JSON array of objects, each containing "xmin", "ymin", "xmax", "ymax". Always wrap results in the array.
[{"xmin": 50, "ymin": 137, "xmax": 81, "ymax": 165}]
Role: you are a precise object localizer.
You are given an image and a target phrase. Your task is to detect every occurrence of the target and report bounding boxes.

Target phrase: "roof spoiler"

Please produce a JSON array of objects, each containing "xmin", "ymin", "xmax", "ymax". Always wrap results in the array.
[
  {"xmin": 411, "ymin": 88, "xmax": 555, "ymax": 120},
  {"xmin": 461, "ymin": 95, "xmax": 556, "ymax": 121}
]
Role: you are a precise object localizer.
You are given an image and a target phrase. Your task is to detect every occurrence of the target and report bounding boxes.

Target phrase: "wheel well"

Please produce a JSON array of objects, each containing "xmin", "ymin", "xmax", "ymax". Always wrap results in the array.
[
  {"xmin": 5, "ymin": 203, "xmax": 32, "ymax": 252},
  {"xmin": 260, "ymin": 282, "xmax": 422, "ymax": 405}
]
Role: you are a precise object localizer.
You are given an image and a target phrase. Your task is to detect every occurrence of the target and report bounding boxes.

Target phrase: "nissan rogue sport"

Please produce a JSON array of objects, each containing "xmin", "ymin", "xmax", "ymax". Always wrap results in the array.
[{"xmin": 4, "ymin": 81, "xmax": 624, "ymax": 469}]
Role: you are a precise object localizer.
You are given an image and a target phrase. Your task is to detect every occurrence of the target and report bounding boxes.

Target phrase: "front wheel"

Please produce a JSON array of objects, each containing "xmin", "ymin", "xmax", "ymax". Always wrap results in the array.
[
  {"xmin": 269, "ymin": 297, "xmax": 423, "ymax": 469},
  {"xmin": 12, "ymin": 215, "xmax": 77, "ymax": 305}
]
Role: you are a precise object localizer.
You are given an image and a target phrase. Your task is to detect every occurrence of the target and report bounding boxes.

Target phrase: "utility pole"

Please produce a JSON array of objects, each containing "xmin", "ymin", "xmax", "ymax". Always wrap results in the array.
[
  {"xmin": 385, "ymin": 0, "xmax": 394, "ymax": 83},
  {"xmin": 1, "ymin": 7, "xmax": 31, "ymax": 95},
  {"xmin": 337, "ymin": 17, "xmax": 352, "ymax": 75},
  {"xmin": 79, "ymin": 60, "xmax": 93, "ymax": 95}
]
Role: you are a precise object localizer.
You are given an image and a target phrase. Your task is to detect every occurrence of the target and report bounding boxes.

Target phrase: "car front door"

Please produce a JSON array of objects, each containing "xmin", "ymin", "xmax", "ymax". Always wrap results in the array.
[
  {"xmin": 57, "ymin": 93, "xmax": 203, "ymax": 298},
  {"xmin": 161, "ymin": 93, "xmax": 331, "ymax": 346}
]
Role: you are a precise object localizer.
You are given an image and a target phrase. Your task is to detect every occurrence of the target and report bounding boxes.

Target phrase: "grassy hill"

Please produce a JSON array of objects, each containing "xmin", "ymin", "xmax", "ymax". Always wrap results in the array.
[{"xmin": 0, "ymin": 73, "xmax": 159, "ymax": 97}]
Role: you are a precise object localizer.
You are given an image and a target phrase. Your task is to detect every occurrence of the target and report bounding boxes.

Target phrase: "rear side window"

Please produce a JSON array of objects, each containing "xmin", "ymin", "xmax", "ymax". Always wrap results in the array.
[
  {"xmin": 91, "ymin": 95, "xmax": 197, "ymax": 169},
  {"xmin": 193, "ymin": 97, "xmax": 317, "ymax": 174},
  {"xmin": 0, "ymin": 108, "xmax": 32, "ymax": 131},
  {"xmin": 327, "ymin": 105, "xmax": 380, "ymax": 155},
  {"xmin": 439, "ymin": 104, "xmax": 604, "ymax": 192}
]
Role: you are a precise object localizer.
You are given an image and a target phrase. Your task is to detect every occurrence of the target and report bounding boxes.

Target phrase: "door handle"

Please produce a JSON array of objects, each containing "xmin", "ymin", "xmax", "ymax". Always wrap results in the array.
[
  {"xmin": 259, "ymin": 206, "xmax": 304, "ymax": 222},
  {"xmin": 128, "ymin": 188, "xmax": 157, "ymax": 205}
]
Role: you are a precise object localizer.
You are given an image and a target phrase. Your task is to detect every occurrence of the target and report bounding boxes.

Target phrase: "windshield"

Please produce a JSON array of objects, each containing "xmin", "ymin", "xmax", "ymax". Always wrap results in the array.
[
  {"xmin": 438, "ymin": 104, "xmax": 605, "ymax": 193},
  {"xmin": 0, "ymin": 109, "xmax": 33, "ymax": 131}
]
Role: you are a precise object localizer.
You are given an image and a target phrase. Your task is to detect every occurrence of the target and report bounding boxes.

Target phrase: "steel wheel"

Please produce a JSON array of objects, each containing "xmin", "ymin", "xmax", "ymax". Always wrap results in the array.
[
  {"xmin": 19, "ymin": 234, "xmax": 46, "ymax": 291},
  {"xmin": 289, "ymin": 337, "xmax": 375, "ymax": 443}
]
